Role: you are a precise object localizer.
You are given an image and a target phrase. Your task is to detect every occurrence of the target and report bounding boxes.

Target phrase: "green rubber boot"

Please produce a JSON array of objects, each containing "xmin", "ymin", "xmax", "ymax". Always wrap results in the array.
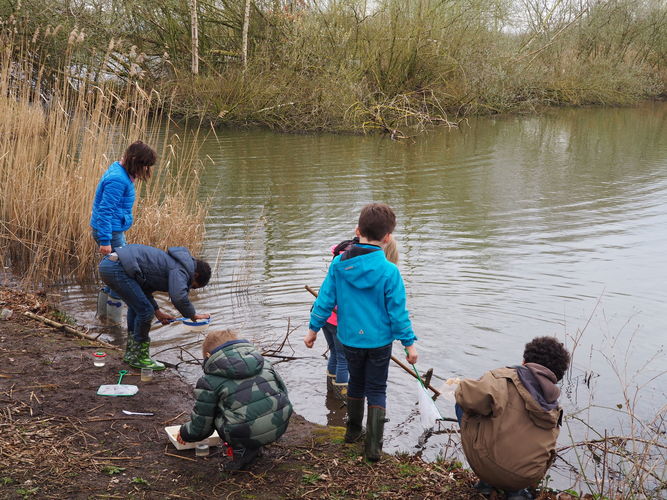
[
  {"xmin": 127, "ymin": 340, "xmax": 165, "ymax": 371},
  {"xmin": 344, "ymin": 397, "xmax": 365, "ymax": 443},
  {"xmin": 364, "ymin": 406, "xmax": 387, "ymax": 462},
  {"xmin": 122, "ymin": 335, "xmax": 138, "ymax": 364}
]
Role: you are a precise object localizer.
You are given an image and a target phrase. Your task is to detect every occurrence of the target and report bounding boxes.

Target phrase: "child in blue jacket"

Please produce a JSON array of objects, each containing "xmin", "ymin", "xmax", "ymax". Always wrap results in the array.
[
  {"xmin": 304, "ymin": 203, "xmax": 417, "ymax": 462},
  {"xmin": 90, "ymin": 141, "xmax": 156, "ymax": 254}
]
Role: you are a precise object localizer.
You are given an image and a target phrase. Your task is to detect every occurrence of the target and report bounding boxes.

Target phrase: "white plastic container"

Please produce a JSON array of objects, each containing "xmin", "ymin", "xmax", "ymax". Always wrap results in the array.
[
  {"xmin": 96, "ymin": 289, "xmax": 109, "ymax": 319},
  {"xmin": 165, "ymin": 425, "xmax": 221, "ymax": 450},
  {"xmin": 105, "ymin": 297, "xmax": 124, "ymax": 325},
  {"xmin": 93, "ymin": 351, "xmax": 107, "ymax": 367},
  {"xmin": 141, "ymin": 368, "xmax": 153, "ymax": 382}
]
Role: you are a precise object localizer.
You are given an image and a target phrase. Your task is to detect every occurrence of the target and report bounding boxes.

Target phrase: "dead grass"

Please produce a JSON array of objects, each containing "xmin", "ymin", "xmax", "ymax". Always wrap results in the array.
[{"xmin": 0, "ymin": 29, "xmax": 207, "ymax": 286}]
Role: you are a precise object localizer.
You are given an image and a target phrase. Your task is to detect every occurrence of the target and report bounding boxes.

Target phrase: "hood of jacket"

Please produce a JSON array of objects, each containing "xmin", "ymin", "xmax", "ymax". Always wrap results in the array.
[
  {"xmin": 334, "ymin": 244, "xmax": 386, "ymax": 289},
  {"xmin": 508, "ymin": 367, "xmax": 561, "ymax": 430},
  {"xmin": 167, "ymin": 247, "xmax": 195, "ymax": 277},
  {"xmin": 203, "ymin": 341, "xmax": 264, "ymax": 380},
  {"xmin": 516, "ymin": 363, "xmax": 560, "ymax": 411}
]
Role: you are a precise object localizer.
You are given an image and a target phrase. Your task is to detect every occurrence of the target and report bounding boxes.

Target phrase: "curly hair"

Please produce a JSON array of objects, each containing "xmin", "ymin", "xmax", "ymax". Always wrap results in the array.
[{"xmin": 523, "ymin": 336, "xmax": 570, "ymax": 381}]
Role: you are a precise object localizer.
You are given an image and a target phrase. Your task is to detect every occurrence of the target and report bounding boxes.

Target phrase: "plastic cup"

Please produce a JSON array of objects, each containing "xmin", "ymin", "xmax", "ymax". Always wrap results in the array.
[
  {"xmin": 195, "ymin": 443, "xmax": 209, "ymax": 457},
  {"xmin": 93, "ymin": 351, "xmax": 107, "ymax": 367},
  {"xmin": 140, "ymin": 367, "xmax": 154, "ymax": 382}
]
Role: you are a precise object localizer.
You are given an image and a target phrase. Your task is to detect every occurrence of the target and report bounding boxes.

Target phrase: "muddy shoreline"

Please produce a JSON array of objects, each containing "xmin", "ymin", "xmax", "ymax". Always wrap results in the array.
[{"xmin": 0, "ymin": 286, "xmax": 577, "ymax": 499}]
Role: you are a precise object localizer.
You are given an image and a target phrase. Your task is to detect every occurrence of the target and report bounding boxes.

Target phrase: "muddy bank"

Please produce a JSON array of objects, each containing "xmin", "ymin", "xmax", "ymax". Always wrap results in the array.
[
  {"xmin": 0, "ymin": 286, "xmax": 573, "ymax": 499},
  {"xmin": 0, "ymin": 287, "xmax": 475, "ymax": 499}
]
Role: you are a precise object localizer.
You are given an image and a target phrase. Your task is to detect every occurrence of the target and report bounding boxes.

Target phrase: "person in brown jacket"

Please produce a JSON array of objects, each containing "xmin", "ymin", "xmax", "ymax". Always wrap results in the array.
[{"xmin": 455, "ymin": 336, "xmax": 570, "ymax": 500}]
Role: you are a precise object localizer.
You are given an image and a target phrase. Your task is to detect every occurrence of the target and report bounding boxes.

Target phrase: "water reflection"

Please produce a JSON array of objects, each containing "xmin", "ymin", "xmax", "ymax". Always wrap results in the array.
[{"xmin": 62, "ymin": 103, "xmax": 667, "ymax": 480}]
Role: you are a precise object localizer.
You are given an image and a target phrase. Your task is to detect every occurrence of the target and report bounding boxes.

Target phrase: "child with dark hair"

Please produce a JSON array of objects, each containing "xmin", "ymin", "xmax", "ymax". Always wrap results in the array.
[
  {"xmin": 322, "ymin": 236, "xmax": 400, "ymax": 401},
  {"xmin": 455, "ymin": 336, "xmax": 571, "ymax": 500},
  {"xmin": 177, "ymin": 329, "xmax": 293, "ymax": 471},
  {"xmin": 91, "ymin": 141, "xmax": 157, "ymax": 309},
  {"xmin": 98, "ymin": 244, "xmax": 210, "ymax": 370},
  {"xmin": 305, "ymin": 203, "xmax": 417, "ymax": 462},
  {"xmin": 90, "ymin": 141, "xmax": 157, "ymax": 255}
]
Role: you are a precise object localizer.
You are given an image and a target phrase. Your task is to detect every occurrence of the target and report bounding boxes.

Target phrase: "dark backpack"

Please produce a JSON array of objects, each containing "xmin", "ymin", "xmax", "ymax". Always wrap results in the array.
[{"xmin": 332, "ymin": 237, "xmax": 359, "ymax": 257}]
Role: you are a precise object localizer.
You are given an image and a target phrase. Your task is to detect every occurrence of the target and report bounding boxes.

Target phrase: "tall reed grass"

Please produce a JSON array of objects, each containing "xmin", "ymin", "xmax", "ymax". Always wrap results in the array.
[{"xmin": 0, "ymin": 28, "xmax": 207, "ymax": 285}]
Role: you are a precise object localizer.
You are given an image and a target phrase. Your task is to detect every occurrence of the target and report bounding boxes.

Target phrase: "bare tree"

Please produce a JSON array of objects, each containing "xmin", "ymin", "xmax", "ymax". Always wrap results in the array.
[
  {"xmin": 242, "ymin": 0, "xmax": 251, "ymax": 71},
  {"xmin": 190, "ymin": 0, "xmax": 199, "ymax": 75}
]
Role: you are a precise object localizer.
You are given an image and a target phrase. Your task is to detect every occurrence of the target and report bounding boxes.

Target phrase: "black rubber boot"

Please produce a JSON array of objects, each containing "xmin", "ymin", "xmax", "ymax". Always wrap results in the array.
[
  {"xmin": 364, "ymin": 406, "xmax": 386, "ymax": 462},
  {"xmin": 344, "ymin": 397, "xmax": 364, "ymax": 443},
  {"xmin": 332, "ymin": 382, "xmax": 348, "ymax": 401},
  {"xmin": 223, "ymin": 446, "xmax": 262, "ymax": 472},
  {"xmin": 326, "ymin": 371, "xmax": 335, "ymax": 393}
]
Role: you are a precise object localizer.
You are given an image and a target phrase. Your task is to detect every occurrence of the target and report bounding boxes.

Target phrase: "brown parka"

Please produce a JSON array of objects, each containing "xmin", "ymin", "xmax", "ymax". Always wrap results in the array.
[{"xmin": 455, "ymin": 365, "xmax": 562, "ymax": 491}]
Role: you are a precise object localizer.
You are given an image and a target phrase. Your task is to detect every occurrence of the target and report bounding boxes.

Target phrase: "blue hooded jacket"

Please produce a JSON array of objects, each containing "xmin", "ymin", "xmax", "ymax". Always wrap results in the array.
[
  {"xmin": 90, "ymin": 161, "xmax": 135, "ymax": 245},
  {"xmin": 309, "ymin": 244, "xmax": 416, "ymax": 348}
]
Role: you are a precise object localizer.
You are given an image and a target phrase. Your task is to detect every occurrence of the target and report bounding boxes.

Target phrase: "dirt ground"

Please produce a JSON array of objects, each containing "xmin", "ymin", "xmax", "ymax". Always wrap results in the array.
[{"xmin": 0, "ymin": 286, "xmax": 564, "ymax": 499}]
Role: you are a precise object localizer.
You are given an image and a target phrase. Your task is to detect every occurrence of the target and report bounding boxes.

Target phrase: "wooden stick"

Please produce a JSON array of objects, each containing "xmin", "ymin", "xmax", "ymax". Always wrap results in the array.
[
  {"xmin": 424, "ymin": 368, "xmax": 434, "ymax": 388},
  {"xmin": 390, "ymin": 355, "xmax": 441, "ymax": 398},
  {"xmin": 161, "ymin": 411, "xmax": 186, "ymax": 425},
  {"xmin": 305, "ymin": 285, "xmax": 319, "ymax": 298},
  {"xmin": 304, "ymin": 285, "xmax": 441, "ymax": 399},
  {"xmin": 23, "ymin": 311, "xmax": 119, "ymax": 350},
  {"xmin": 164, "ymin": 451, "xmax": 197, "ymax": 462}
]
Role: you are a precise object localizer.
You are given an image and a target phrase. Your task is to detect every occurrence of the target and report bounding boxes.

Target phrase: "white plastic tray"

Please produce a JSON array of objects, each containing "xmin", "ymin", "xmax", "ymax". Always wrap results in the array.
[{"xmin": 165, "ymin": 425, "xmax": 222, "ymax": 450}]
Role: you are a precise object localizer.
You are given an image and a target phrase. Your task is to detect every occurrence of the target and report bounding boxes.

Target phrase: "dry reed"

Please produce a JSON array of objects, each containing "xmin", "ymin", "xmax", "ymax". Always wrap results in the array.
[{"xmin": 0, "ymin": 29, "xmax": 207, "ymax": 286}]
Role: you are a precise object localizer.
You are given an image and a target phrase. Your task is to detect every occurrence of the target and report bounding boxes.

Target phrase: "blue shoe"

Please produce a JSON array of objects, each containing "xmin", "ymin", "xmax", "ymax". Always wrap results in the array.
[
  {"xmin": 506, "ymin": 489, "xmax": 533, "ymax": 500},
  {"xmin": 473, "ymin": 480, "xmax": 494, "ymax": 495}
]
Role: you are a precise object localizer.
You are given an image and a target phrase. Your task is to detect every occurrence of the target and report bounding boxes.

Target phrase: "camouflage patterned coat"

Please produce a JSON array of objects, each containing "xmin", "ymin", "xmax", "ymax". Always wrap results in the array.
[{"xmin": 179, "ymin": 340, "xmax": 293, "ymax": 449}]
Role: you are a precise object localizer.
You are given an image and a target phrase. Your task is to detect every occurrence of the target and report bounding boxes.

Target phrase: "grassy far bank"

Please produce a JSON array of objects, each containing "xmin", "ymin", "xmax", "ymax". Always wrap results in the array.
[
  {"xmin": 2, "ymin": 0, "xmax": 666, "ymax": 136},
  {"xmin": 0, "ymin": 285, "xmax": 594, "ymax": 500}
]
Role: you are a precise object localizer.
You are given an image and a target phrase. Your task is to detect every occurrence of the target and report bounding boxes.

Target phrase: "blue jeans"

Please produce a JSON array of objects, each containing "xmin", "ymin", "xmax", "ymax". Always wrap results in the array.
[
  {"xmin": 455, "ymin": 403, "xmax": 463, "ymax": 425},
  {"xmin": 98, "ymin": 256, "xmax": 153, "ymax": 342},
  {"xmin": 322, "ymin": 322, "xmax": 349, "ymax": 384},
  {"xmin": 91, "ymin": 228, "xmax": 127, "ymax": 250},
  {"xmin": 92, "ymin": 229, "xmax": 126, "ymax": 299},
  {"xmin": 343, "ymin": 343, "xmax": 392, "ymax": 407}
]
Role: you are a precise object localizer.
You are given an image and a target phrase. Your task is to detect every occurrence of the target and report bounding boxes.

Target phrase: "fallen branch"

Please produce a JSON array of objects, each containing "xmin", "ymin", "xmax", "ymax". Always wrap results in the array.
[
  {"xmin": 23, "ymin": 311, "xmax": 119, "ymax": 351},
  {"xmin": 164, "ymin": 451, "xmax": 197, "ymax": 462},
  {"xmin": 161, "ymin": 411, "xmax": 186, "ymax": 425}
]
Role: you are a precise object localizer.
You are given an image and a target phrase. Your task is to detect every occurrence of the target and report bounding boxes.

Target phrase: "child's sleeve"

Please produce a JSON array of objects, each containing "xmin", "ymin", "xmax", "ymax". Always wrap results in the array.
[
  {"xmin": 309, "ymin": 257, "xmax": 339, "ymax": 332},
  {"xmin": 179, "ymin": 376, "xmax": 220, "ymax": 442},
  {"xmin": 455, "ymin": 371, "xmax": 507, "ymax": 417},
  {"xmin": 168, "ymin": 268, "xmax": 196, "ymax": 319},
  {"xmin": 385, "ymin": 268, "xmax": 417, "ymax": 346}
]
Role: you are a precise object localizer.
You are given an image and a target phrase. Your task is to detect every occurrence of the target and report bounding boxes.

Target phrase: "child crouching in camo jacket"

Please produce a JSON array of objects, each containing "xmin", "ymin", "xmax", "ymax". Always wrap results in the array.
[{"xmin": 177, "ymin": 329, "xmax": 293, "ymax": 471}]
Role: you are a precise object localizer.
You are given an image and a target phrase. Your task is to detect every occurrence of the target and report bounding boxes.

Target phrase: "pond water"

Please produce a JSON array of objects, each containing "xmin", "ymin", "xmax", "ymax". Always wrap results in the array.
[{"xmin": 63, "ymin": 102, "xmax": 667, "ymax": 489}]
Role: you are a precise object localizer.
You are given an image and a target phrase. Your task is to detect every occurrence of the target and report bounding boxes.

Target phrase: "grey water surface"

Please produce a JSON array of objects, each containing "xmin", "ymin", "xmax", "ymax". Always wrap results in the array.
[{"xmin": 64, "ymin": 102, "xmax": 667, "ymax": 487}]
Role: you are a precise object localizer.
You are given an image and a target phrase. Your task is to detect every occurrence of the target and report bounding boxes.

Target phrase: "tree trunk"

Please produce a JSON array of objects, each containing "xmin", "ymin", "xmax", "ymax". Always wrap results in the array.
[
  {"xmin": 190, "ymin": 0, "xmax": 199, "ymax": 75},
  {"xmin": 242, "ymin": 0, "xmax": 251, "ymax": 72}
]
